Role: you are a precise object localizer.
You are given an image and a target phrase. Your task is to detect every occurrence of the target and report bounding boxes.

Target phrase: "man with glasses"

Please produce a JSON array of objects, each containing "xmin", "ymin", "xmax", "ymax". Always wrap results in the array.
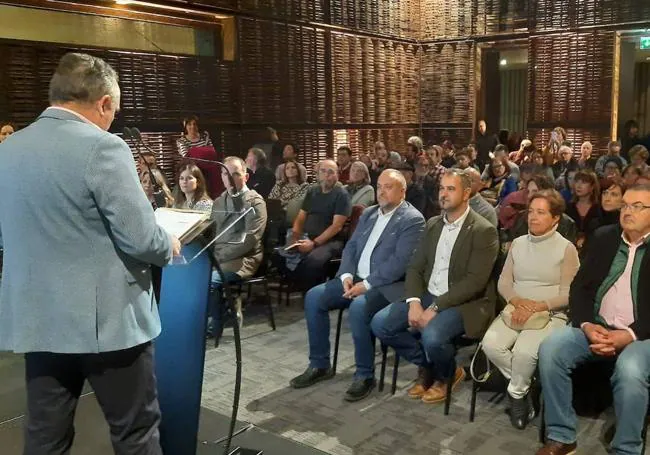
[
  {"xmin": 275, "ymin": 160, "xmax": 352, "ymax": 291},
  {"xmin": 536, "ymin": 184, "xmax": 650, "ymax": 455}
]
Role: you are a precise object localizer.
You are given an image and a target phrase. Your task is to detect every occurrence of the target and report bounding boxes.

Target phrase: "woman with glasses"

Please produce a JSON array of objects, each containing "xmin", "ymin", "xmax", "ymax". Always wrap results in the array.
[{"xmin": 481, "ymin": 157, "xmax": 518, "ymax": 206}]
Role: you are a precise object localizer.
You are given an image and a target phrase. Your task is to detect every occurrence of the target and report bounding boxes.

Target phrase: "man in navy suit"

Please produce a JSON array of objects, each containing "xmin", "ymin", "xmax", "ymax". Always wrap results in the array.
[
  {"xmin": 0, "ymin": 53, "xmax": 180, "ymax": 453},
  {"xmin": 290, "ymin": 170, "xmax": 425, "ymax": 401}
]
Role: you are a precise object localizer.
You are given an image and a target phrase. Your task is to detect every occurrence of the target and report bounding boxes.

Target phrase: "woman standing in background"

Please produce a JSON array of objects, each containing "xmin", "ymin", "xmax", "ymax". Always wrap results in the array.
[{"xmin": 176, "ymin": 115, "xmax": 212, "ymax": 157}]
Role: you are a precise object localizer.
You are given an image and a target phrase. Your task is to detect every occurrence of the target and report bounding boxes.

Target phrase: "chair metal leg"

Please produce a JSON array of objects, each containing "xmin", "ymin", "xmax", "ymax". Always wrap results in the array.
[
  {"xmin": 539, "ymin": 396, "xmax": 546, "ymax": 444},
  {"xmin": 264, "ymin": 280, "xmax": 276, "ymax": 331},
  {"xmin": 444, "ymin": 362, "xmax": 454, "ymax": 416},
  {"xmin": 469, "ymin": 380, "xmax": 478, "ymax": 422},
  {"xmin": 332, "ymin": 309, "xmax": 344, "ymax": 375},
  {"xmin": 378, "ymin": 344, "xmax": 388, "ymax": 393},
  {"xmin": 391, "ymin": 353, "xmax": 399, "ymax": 395}
]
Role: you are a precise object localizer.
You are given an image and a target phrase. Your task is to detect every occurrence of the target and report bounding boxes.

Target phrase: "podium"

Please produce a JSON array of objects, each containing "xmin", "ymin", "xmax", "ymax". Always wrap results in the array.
[
  {"xmin": 153, "ymin": 207, "xmax": 260, "ymax": 455},
  {"xmin": 155, "ymin": 241, "xmax": 212, "ymax": 455}
]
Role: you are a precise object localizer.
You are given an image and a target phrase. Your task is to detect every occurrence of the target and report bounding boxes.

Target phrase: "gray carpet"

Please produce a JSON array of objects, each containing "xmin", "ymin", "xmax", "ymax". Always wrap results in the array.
[
  {"xmin": 202, "ymin": 294, "xmax": 640, "ymax": 455},
  {"xmin": 0, "ymin": 291, "xmax": 643, "ymax": 455}
]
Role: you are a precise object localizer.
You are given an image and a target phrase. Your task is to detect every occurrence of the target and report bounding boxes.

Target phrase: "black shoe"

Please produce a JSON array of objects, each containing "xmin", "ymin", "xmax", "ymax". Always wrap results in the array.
[
  {"xmin": 510, "ymin": 394, "xmax": 531, "ymax": 430},
  {"xmin": 344, "ymin": 378, "xmax": 376, "ymax": 402},
  {"xmin": 290, "ymin": 367, "xmax": 335, "ymax": 389}
]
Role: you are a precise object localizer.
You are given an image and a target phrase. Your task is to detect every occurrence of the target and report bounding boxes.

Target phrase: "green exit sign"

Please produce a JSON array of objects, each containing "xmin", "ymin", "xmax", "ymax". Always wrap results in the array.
[{"xmin": 641, "ymin": 37, "xmax": 650, "ymax": 50}]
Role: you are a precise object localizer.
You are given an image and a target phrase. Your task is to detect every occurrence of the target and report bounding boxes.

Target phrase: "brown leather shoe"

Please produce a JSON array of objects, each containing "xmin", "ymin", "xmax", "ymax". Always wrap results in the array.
[
  {"xmin": 535, "ymin": 440, "xmax": 577, "ymax": 455},
  {"xmin": 407, "ymin": 366, "xmax": 434, "ymax": 398},
  {"xmin": 421, "ymin": 367, "xmax": 465, "ymax": 404}
]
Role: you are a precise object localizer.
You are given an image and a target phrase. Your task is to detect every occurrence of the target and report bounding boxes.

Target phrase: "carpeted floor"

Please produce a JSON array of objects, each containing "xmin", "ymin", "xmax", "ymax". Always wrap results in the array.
[
  {"xmin": 0, "ymin": 291, "xmax": 641, "ymax": 454},
  {"xmin": 202, "ymin": 294, "xmax": 636, "ymax": 455}
]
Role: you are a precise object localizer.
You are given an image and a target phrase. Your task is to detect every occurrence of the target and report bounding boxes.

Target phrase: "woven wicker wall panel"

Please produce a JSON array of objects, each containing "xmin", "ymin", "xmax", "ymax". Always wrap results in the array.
[
  {"xmin": 528, "ymin": 127, "xmax": 611, "ymax": 156},
  {"xmin": 238, "ymin": 18, "xmax": 328, "ymax": 125},
  {"xmin": 528, "ymin": 32, "xmax": 614, "ymax": 126},
  {"xmin": 330, "ymin": 0, "xmax": 420, "ymax": 39},
  {"xmin": 421, "ymin": 128, "xmax": 473, "ymax": 148},
  {"xmin": 332, "ymin": 34, "xmax": 419, "ymax": 124},
  {"xmin": 533, "ymin": 0, "xmax": 650, "ymax": 30},
  {"xmin": 420, "ymin": 0, "xmax": 472, "ymax": 40},
  {"xmin": 199, "ymin": 0, "xmax": 326, "ymax": 22},
  {"xmin": 420, "ymin": 42, "xmax": 475, "ymax": 123},
  {"xmin": 0, "ymin": 42, "xmax": 239, "ymax": 127},
  {"xmin": 334, "ymin": 128, "xmax": 419, "ymax": 157}
]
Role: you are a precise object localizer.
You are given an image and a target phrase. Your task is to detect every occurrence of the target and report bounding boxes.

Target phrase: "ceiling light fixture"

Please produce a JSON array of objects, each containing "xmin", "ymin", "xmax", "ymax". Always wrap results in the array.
[
  {"xmin": 500, "ymin": 58, "xmax": 507, "ymax": 66},
  {"xmin": 113, "ymin": 0, "xmax": 230, "ymax": 19}
]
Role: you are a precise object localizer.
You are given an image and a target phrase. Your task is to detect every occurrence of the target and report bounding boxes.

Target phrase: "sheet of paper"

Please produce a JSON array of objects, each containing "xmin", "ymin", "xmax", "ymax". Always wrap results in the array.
[{"xmin": 154, "ymin": 208, "xmax": 207, "ymax": 240}]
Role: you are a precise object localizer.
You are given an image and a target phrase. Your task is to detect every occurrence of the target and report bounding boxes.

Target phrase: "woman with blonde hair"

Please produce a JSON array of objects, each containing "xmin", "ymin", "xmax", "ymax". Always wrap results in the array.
[
  {"xmin": 345, "ymin": 161, "xmax": 375, "ymax": 207},
  {"xmin": 172, "ymin": 162, "xmax": 213, "ymax": 212}
]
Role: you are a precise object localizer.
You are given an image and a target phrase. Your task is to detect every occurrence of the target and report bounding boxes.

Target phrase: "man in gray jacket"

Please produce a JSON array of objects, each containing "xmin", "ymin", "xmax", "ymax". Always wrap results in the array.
[
  {"xmin": 0, "ymin": 53, "xmax": 179, "ymax": 453},
  {"xmin": 209, "ymin": 156, "xmax": 267, "ymax": 343}
]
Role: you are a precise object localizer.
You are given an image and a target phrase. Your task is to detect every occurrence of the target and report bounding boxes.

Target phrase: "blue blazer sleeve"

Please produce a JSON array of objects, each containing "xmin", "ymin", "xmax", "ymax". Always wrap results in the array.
[
  {"xmin": 365, "ymin": 209, "xmax": 425, "ymax": 288},
  {"xmin": 84, "ymin": 134, "xmax": 172, "ymax": 266},
  {"xmin": 336, "ymin": 207, "xmax": 373, "ymax": 277}
]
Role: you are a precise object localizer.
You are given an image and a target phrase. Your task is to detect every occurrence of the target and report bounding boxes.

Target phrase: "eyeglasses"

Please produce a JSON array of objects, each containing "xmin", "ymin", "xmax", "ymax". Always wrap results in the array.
[
  {"xmin": 319, "ymin": 168, "xmax": 337, "ymax": 176},
  {"xmin": 621, "ymin": 203, "xmax": 650, "ymax": 213}
]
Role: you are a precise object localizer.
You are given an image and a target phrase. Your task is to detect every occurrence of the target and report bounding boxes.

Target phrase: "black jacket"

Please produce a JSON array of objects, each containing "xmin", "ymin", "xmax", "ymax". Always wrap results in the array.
[
  {"xmin": 569, "ymin": 225, "xmax": 650, "ymax": 340},
  {"xmin": 247, "ymin": 166, "xmax": 276, "ymax": 199}
]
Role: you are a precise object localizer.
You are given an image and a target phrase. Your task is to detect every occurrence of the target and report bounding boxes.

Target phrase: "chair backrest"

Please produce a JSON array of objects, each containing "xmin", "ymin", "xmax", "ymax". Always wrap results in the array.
[
  {"xmin": 348, "ymin": 204, "xmax": 365, "ymax": 237},
  {"xmin": 186, "ymin": 146, "xmax": 224, "ymax": 199},
  {"xmin": 265, "ymin": 198, "xmax": 287, "ymax": 247}
]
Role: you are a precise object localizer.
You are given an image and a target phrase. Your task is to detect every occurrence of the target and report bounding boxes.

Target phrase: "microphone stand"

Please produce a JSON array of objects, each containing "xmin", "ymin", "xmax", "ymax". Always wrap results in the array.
[
  {"xmin": 123, "ymin": 127, "xmax": 167, "ymax": 209},
  {"xmin": 124, "ymin": 127, "xmax": 259, "ymax": 455}
]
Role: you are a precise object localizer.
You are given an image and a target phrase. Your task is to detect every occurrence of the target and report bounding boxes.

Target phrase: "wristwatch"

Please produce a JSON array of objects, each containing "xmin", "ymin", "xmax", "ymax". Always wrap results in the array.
[{"xmin": 427, "ymin": 303, "xmax": 439, "ymax": 312}]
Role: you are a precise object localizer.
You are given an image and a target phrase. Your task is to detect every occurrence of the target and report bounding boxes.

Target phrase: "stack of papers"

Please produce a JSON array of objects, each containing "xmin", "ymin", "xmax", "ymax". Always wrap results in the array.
[{"xmin": 154, "ymin": 208, "xmax": 210, "ymax": 243}]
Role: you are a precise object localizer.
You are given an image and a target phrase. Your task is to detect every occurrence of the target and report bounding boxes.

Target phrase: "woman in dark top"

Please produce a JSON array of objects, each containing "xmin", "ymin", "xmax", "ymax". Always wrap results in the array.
[
  {"xmin": 598, "ymin": 179, "xmax": 624, "ymax": 227},
  {"xmin": 565, "ymin": 170, "xmax": 601, "ymax": 253}
]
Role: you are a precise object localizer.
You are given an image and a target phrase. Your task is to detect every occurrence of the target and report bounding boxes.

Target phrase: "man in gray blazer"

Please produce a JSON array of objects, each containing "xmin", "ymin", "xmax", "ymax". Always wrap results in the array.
[
  {"xmin": 0, "ymin": 53, "xmax": 179, "ymax": 454},
  {"xmin": 209, "ymin": 156, "xmax": 267, "ymax": 343},
  {"xmin": 290, "ymin": 170, "xmax": 425, "ymax": 402}
]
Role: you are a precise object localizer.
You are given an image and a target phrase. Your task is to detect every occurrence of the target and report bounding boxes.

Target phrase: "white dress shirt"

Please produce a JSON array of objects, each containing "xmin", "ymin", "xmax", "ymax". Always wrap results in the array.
[
  {"xmin": 340, "ymin": 203, "xmax": 400, "ymax": 290},
  {"xmin": 407, "ymin": 205, "xmax": 471, "ymax": 305}
]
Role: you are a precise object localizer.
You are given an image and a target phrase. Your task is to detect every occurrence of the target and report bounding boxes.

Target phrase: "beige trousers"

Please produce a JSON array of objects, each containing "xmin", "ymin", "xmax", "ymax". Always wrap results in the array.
[{"xmin": 481, "ymin": 314, "xmax": 567, "ymax": 398}]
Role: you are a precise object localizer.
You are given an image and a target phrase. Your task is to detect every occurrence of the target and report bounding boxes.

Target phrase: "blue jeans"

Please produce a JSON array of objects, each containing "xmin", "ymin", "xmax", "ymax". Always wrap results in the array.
[
  {"xmin": 539, "ymin": 326, "xmax": 650, "ymax": 455},
  {"xmin": 305, "ymin": 279, "xmax": 391, "ymax": 379},
  {"xmin": 370, "ymin": 295, "xmax": 465, "ymax": 381},
  {"xmin": 209, "ymin": 270, "xmax": 242, "ymax": 338}
]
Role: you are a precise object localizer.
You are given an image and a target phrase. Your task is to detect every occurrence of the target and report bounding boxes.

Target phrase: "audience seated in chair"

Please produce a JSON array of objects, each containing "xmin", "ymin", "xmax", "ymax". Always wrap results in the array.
[
  {"xmin": 536, "ymin": 183, "xmax": 650, "ymax": 455},
  {"xmin": 370, "ymin": 169, "xmax": 499, "ymax": 405},
  {"xmin": 481, "ymin": 189, "xmax": 580, "ymax": 430},
  {"xmin": 208, "ymin": 156, "xmax": 268, "ymax": 344},
  {"xmin": 395, "ymin": 161, "xmax": 427, "ymax": 216},
  {"xmin": 273, "ymin": 159, "xmax": 352, "ymax": 292},
  {"xmin": 268, "ymin": 159, "xmax": 308, "ymax": 210},
  {"xmin": 246, "ymin": 147, "xmax": 276, "ymax": 199},
  {"xmin": 466, "ymin": 167, "xmax": 498, "ymax": 227},
  {"xmin": 290, "ymin": 170, "xmax": 425, "ymax": 401},
  {"xmin": 506, "ymin": 175, "xmax": 578, "ymax": 246},
  {"xmin": 345, "ymin": 161, "xmax": 375, "ymax": 208},
  {"xmin": 274, "ymin": 142, "xmax": 307, "ymax": 183},
  {"xmin": 172, "ymin": 162, "xmax": 213, "ymax": 213}
]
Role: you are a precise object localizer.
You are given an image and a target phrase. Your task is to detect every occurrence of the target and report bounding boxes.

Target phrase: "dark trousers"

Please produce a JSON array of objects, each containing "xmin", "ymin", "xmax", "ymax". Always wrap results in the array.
[
  {"xmin": 274, "ymin": 241, "xmax": 344, "ymax": 292},
  {"xmin": 24, "ymin": 342, "xmax": 161, "ymax": 455}
]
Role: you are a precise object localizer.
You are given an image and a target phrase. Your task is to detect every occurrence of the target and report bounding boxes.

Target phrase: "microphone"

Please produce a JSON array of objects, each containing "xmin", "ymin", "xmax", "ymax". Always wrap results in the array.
[
  {"xmin": 127, "ymin": 127, "xmax": 244, "ymax": 213},
  {"xmin": 123, "ymin": 127, "xmax": 167, "ymax": 209}
]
